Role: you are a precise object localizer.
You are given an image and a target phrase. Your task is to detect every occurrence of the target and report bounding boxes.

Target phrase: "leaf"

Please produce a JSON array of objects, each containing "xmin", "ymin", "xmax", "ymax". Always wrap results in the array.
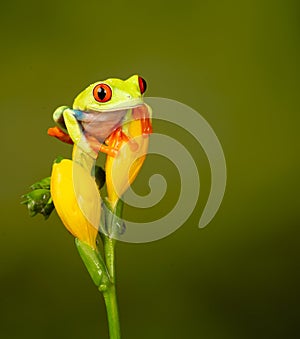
[{"xmin": 21, "ymin": 188, "xmax": 54, "ymax": 219}]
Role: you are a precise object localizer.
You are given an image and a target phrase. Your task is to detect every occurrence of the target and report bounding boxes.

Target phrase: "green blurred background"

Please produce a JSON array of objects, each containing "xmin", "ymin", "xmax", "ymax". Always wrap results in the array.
[{"xmin": 1, "ymin": 0, "xmax": 299, "ymax": 338}]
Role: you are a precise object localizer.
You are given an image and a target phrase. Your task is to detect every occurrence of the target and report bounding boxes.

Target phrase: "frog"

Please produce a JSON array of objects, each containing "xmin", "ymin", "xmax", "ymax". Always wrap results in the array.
[{"xmin": 48, "ymin": 75, "xmax": 152, "ymax": 159}]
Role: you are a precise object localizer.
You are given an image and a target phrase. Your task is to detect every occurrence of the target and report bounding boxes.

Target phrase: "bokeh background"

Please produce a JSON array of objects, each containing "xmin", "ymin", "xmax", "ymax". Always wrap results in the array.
[{"xmin": 1, "ymin": 0, "xmax": 299, "ymax": 338}]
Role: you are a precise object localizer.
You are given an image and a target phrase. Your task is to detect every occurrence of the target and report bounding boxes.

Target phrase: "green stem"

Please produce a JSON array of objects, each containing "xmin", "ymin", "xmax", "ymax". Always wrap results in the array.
[
  {"xmin": 98, "ymin": 200, "xmax": 124, "ymax": 338},
  {"xmin": 102, "ymin": 235, "xmax": 120, "ymax": 339},
  {"xmin": 103, "ymin": 236, "xmax": 116, "ymax": 281},
  {"xmin": 103, "ymin": 284, "xmax": 120, "ymax": 339}
]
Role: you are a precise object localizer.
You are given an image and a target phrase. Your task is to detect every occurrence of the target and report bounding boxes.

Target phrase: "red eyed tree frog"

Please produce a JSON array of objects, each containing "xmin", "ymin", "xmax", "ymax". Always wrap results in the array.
[{"xmin": 48, "ymin": 75, "xmax": 152, "ymax": 159}]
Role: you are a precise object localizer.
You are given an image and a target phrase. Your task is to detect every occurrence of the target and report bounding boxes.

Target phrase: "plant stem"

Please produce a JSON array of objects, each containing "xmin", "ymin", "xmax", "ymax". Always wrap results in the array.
[
  {"xmin": 103, "ymin": 236, "xmax": 116, "ymax": 281},
  {"xmin": 102, "ymin": 235, "xmax": 120, "ymax": 339},
  {"xmin": 103, "ymin": 284, "xmax": 120, "ymax": 339}
]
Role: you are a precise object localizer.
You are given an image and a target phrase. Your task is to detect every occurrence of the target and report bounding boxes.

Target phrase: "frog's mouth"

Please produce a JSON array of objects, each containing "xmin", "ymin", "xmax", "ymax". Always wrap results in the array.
[{"xmin": 85, "ymin": 98, "xmax": 144, "ymax": 113}]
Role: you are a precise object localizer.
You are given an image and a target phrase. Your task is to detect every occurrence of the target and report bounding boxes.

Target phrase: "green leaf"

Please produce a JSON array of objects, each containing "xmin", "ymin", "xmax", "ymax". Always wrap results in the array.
[
  {"xmin": 21, "ymin": 188, "xmax": 54, "ymax": 219},
  {"xmin": 22, "ymin": 156, "xmax": 65, "ymax": 219},
  {"xmin": 30, "ymin": 177, "xmax": 51, "ymax": 190}
]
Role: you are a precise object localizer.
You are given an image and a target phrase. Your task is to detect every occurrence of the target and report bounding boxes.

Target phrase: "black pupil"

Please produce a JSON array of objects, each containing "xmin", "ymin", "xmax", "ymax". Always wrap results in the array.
[{"xmin": 97, "ymin": 86, "xmax": 106, "ymax": 100}]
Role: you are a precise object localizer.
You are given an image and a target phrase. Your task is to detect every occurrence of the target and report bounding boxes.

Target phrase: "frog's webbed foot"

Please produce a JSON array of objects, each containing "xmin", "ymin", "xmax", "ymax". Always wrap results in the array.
[
  {"xmin": 132, "ymin": 104, "xmax": 153, "ymax": 136},
  {"xmin": 99, "ymin": 127, "xmax": 138, "ymax": 157},
  {"xmin": 63, "ymin": 108, "xmax": 98, "ymax": 159},
  {"xmin": 99, "ymin": 143, "xmax": 119, "ymax": 157}
]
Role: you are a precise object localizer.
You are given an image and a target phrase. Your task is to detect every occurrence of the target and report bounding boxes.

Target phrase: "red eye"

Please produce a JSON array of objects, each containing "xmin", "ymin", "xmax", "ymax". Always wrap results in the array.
[
  {"xmin": 138, "ymin": 76, "xmax": 147, "ymax": 94},
  {"xmin": 93, "ymin": 83, "xmax": 112, "ymax": 103}
]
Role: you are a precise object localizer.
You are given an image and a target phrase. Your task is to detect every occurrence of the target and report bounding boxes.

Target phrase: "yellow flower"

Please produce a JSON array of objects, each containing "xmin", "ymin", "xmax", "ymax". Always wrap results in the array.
[
  {"xmin": 105, "ymin": 106, "xmax": 151, "ymax": 210},
  {"xmin": 50, "ymin": 159, "xmax": 101, "ymax": 249}
]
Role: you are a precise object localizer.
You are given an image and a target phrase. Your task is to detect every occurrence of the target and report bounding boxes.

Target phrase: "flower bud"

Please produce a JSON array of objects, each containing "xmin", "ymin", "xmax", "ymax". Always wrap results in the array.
[
  {"xmin": 105, "ymin": 107, "xmax": 151, "ymax": 210},
  {"xmin": 50, "ymin": 159, "xmax": 100, "ymax": 249}
]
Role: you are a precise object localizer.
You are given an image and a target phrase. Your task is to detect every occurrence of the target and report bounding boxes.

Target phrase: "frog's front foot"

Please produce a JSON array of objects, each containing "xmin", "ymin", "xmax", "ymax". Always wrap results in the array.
[
  {"xmin": 99, "ymin": 127, "xmax": 138, "ymax": 157},
  {"xmin": 99, "ymin": 143, "xmax": 119, "ymax": 157}
]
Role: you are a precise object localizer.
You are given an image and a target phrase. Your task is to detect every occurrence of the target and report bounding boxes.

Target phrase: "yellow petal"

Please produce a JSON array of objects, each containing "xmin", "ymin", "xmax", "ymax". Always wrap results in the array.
[
  {"xmin": 105, "ymin": 119, "xmax": 149, "ymax": 209},
  {"xmin": 50, "ymin": 159, "xmax": 100, "ymax": 249}
]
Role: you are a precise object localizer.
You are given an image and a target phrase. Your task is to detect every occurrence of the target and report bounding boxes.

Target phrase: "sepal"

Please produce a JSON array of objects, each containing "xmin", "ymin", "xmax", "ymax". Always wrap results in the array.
[
  {"xmin": 30, "ymin": 177, "xmax": 51, "ymax": 190},
  {"xmin": 21, "ymin": 188, "xmax": 54, "ymax": 219},
  {"xmin": 75, "ymin": 238, "xmax": 110, "ymax": 289}
]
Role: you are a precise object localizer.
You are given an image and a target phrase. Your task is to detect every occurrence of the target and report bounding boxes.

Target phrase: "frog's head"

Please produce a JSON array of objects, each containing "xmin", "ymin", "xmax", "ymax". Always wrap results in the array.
[{"xmin": 73, "ymin": 75, "xmax": 147, "ymax": 112}]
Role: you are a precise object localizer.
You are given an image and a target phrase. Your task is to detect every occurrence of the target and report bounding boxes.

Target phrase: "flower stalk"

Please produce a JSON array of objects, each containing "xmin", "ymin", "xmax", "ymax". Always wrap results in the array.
[{"xmin": 103, "ymin": 284, "xmax": 120, "ymax": 339}]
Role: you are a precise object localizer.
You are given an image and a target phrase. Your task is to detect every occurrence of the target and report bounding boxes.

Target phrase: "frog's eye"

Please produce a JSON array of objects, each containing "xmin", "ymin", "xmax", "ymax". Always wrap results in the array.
[
  {"xmin": 138, "ymin": 76, "xmax": 147, "ymax": 94},
  {"xmin": 93, "ymin": 84, "xmax": 112, "ymax": 103}
]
